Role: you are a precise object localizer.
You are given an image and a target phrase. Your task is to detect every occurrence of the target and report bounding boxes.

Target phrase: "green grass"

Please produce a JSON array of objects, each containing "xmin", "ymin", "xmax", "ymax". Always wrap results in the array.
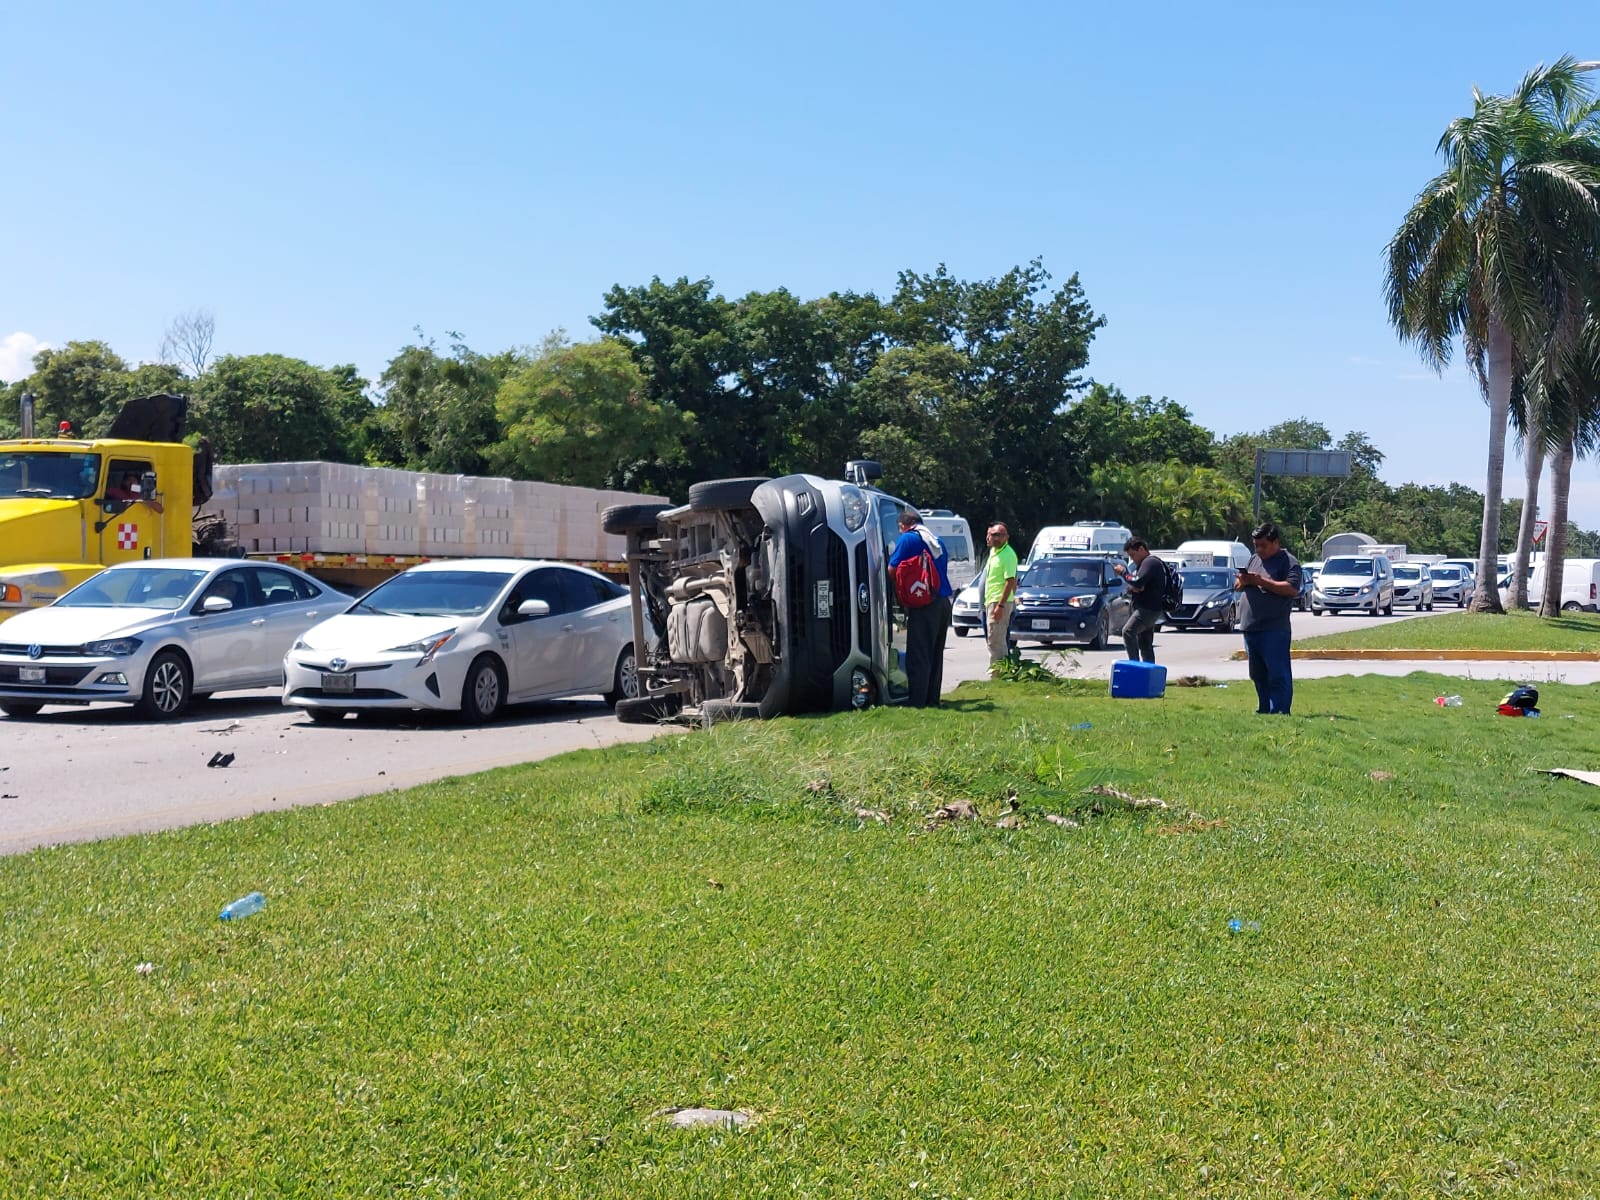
[
  {"xmin": 5, "ymin": 674, "xmax": 1600, "ymax": 1196},
  {"xmin": 1295, "ymin": 607, "xmax": 1600, "ymax": 652}
]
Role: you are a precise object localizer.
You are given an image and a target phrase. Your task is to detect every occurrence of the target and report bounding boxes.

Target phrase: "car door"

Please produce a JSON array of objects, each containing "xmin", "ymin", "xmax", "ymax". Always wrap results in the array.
[
  {"xmin": 498, "ymin": 567, "xmax": 575, "ymax": 700},
  {"xmin": 185, "ymin": 568, "xmax": 267, "ymax": 689},
  {"xmin": 1103, "ymin": 560, "xmax": 1132, "ymax": 631},
  {"xmin": 557, "ymin": 569, "xmax": 628, "ymax": 694},
  {"xmin": 249, "ymin": 566, "xmax": 332, "ymax": 685}
]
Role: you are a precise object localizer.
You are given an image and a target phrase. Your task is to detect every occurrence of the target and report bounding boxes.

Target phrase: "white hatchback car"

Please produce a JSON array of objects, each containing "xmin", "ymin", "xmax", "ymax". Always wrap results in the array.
[
  {"xmin": 0, "ymin": 559, "xmax": 334, "ymax": 720},
  {"xmin": 283, "ymin": 559, "xmax": 640, "ymax": 723}
]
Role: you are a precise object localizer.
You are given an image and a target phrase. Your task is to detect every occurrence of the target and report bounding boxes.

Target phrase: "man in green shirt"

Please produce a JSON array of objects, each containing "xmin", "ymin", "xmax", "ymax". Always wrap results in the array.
[{"xmin": 982, "ymin": 523, "xmax": 1019, "ymax": 665}]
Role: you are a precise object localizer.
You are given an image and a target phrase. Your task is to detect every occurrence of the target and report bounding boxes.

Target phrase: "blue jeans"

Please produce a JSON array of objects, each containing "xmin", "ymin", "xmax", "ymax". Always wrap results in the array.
[{"xmin": 1242, "ymin": 627, "xmax": 1292, "ymax": 714}]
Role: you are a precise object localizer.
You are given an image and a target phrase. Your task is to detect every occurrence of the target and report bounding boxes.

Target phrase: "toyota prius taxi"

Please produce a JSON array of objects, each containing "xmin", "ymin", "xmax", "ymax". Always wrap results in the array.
[{"xmin": 282, "ymin": 559, "xmax": 642, "ymax": 723}]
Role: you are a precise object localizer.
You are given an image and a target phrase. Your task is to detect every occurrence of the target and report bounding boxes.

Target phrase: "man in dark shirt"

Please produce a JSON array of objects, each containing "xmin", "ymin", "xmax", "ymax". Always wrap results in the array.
[
  {"xmin": 1113, "ymin": 537, "xmax": 1166, "ymax": 663},
  {"xmin": 1235, "ymin": 520, "xmax": 1303, "ymax": 715}
]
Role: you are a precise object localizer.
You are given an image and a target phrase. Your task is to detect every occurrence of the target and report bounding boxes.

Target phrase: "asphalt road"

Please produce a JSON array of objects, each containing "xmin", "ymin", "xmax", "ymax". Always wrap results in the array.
[{"xmin": 4, "ymin": 605, "xmax": 1593, "ymax": 856}]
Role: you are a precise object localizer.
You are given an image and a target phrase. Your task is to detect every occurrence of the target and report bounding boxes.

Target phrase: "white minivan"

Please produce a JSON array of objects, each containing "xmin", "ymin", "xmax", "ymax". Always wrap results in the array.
[
  {"xmin": 1522, "ymin": 559, "xmax": 1600, "ymax": 612},
  {"xmin": 917, "ymin": 510, "xmax": 977, "ymax": 590},
  {"xmin": 1024, "ymin": 521, "xmax": 1133, "ymax": 567}
]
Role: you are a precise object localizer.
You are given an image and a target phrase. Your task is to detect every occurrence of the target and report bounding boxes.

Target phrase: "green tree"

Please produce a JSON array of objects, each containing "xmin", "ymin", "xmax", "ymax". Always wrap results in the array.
[
  {"xmin": 367, "ymin": 333, "xmax": 523, "ymax": 475},
  {"xmin": 193, "ymin": 354, "xmax": 371, "ymax": 463},
  {"xmin": 1214, "ymin": 420, "xmax": 1385, "ymax": 550},
  {"xmin": 1085, "ymin": 460, "xmax": 1250, "ymax": 549},
  {"xmin": 1386, "ymin": 57, "xmax": 1600, "ymax": 611},
  {"xmin": 14, "ymin": 342, "xmax": 187, "ymax": 438},
  {"xmin": 853, "ymin": 343, "xmax": 988, "ymax": 509},
  {"xmin": 493, "ymin": 338, "xmax": 690, "ymax": 488}
]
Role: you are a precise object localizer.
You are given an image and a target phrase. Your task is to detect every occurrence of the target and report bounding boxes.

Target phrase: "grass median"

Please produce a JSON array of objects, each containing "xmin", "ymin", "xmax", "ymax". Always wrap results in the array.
[
  {"xmin": 1295, "ymin": 608, "xmax": 1600, "ymax": 653},
  {"xmin": 4, "ymin": 673, "xmax": 1600, "ymax": 1196}
]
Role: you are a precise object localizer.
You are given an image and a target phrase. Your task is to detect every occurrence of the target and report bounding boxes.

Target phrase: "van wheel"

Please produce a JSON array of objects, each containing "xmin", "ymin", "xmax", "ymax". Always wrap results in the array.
[
  {"xmin": 459, "ymin": 655, "xmax": 506, "ymax": 724},
  {"xmin": 136, "ymin": 651, "xmax": 191, "ymax": 720},
  {"xmin": 604, "ymin": 645, "xmax": 639, "ymax": 707},
  {"xmin": 688, "ymin": 477, "xmax": 769, "ymax": 512},
  {"xmin": 1312, "ymin": 606, "xmax": 1323, "ymax": 616},
  {"xmin": 1563, "ymin": 601, "xmax": 1582, "ymax": 612},
  {"xmin": 954, "ymin": 627, "xmax": 969, "ymax": 637},
  {"xmin": 602, "ymin": 503, "xmax": 671, "ymax": 537}
]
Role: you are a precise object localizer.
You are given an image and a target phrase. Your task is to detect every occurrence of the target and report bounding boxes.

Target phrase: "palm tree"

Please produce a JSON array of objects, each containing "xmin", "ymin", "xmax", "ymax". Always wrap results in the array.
[
  {"xmin": 1385, "ymin": 57, "xmax": 1600, "ymax": 611},
  {"xmin": 1508, "ymin": 370, "xmax": 1543, "ymax": 609},
  {"xmin": 1533, "ymin": 309, "xmax": 1600, "ymax": 616}
]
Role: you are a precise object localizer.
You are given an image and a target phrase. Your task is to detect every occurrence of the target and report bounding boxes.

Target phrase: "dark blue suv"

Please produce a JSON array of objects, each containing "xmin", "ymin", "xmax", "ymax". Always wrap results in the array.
[{"xmin": 1006, "ymin": 555, "xmax": 1132, "ymax": 651}]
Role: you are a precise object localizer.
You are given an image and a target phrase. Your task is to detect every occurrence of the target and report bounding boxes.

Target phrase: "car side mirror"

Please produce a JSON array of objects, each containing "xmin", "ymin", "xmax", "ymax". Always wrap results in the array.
[
  {"xmin": 517, "ymin": 599, "xmax": 551, "ymax": 619},
  {"xmin": 201, "ymin": 595, "xmax": 233, "ymax": 613}
]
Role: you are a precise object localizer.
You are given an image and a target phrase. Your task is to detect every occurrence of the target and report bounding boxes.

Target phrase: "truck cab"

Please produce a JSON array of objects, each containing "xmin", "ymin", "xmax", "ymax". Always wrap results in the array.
[{"xmin": 0, "ymin": 395, "xmax": 196, "ymax": 622}]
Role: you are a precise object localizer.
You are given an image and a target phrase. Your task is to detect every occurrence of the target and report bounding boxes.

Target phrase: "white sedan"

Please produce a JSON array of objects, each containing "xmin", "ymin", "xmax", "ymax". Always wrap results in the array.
[
  {"xmin": 282, "ymin": 559, "xmax": 641, "ymax": 723},
  {"xmin": 0, "ymin": 559, "xmax": 335, "ymax": 720}
]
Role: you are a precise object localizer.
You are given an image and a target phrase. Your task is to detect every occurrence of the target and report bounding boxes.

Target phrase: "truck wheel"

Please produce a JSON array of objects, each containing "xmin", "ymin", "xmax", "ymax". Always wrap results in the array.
[
  {"xmin": 136, "ymin": 651, "xmax": 191, "ymax": 720},
  {"xmin": 602, "ymin": 503, "xmax": 671, "ymax": 537},
  {"xmin": 1, "ymin": 702, "xmax": 43, "ymax": 718},
  {"xmin": 688, "ymin": 477, "xmax": 769, "ymax": 512},
  {"xmin": 604, "ymin": 645, "xmax": 639, "ymax": 707},
  {"xmin": 459, "ymin": 655, "xmax": 506, "ymax": 724},
  {"xmin": 616, "ymin": 693, "xmax": 684, "ymax": 724}
]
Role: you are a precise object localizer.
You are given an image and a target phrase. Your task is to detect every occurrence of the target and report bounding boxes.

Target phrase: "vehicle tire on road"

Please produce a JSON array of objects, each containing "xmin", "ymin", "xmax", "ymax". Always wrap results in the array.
[
  {"xmin": 459, "ymin": 654, "xmax": 506, "ymax": 724},
  {"xmin": 1087, "ymin": 616, "xmax": 1106, "ymax": 652},
  {"xmin": 616, "ymin": 692, "xmax": 684, "ymax": 724},
  {"xmin": 1564, "ymin": 601, "xmax": 1583, "ymax": 612},
  {"xmin": 136, "ymin": 651, "xmax": 192, "ymax": 720},
  {"xmin": 604, "ymin": 644, "xmax": 639, "ymax": 707},
  {"xmin": 305, "ymin": 708, "xmax": 348, "ymax": 724},
  {"xmin": 1312, "ymin": 606, "xmax": 1323, "ymax": 616},
  {"xmin": 688, "ymin": 477, "xmax": 769, "ymax": 512},
  {"xmin": 602, "ymin": 503, "xmax": 672, "ymax": 537},
  {"xmin": 954, "ymin": 627, "xmax": 969, "ymax": 637},
  {"xmin": 0, "ymin": 702, "xmax": 43, "ymax": 718},
  {"xmin": 1384, "ymin": 600, "xmax": 1395, "ymax": 616}
]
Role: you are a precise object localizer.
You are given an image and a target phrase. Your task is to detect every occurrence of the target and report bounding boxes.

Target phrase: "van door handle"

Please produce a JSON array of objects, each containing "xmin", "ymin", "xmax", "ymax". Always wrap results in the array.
[{"xmin": 251, "ymin": 618, "xmax": 266, "ymax": 626}]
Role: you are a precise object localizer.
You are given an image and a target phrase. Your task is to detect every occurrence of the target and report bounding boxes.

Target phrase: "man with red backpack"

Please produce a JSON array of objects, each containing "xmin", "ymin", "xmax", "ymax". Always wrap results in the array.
[{"xmin": 889, "ymin": 508, "xmax": 953, "ymax": 707}]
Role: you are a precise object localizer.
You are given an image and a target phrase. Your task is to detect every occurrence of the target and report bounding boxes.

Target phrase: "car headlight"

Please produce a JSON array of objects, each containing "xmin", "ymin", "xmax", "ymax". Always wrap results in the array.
[
  {"xmin": 1066, "ymin": 595, "xmax": 1096, "ymax": 609},
  {"xmin": 837, "ymin": 485, "xmax": 869, "ymax": 532},
  {"xmin": 1203, "ymin": 594, "xmax": 1230, "ymax": 608},
  {"xmin": 84, "ymin": 637, "xmax": 142, "ymax": 656},
  {"xmin": 386, "ymin": 629, "xmax": 458, "ymax": 665},
  {"xmin": 1358, "ymin": 583, "xmax": 1374, "ymax": 593}
]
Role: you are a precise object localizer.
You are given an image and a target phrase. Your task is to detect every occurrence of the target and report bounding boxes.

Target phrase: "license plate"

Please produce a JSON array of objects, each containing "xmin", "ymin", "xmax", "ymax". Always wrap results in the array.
[
  {"xmin": 321, "ymin": 672, "xmax": 355, "ymax": 693},
  {"xmin": 19, "ymin": 666, "xmax": 45, "ymax": 683},
  {"xmin": 1031, "ymin": 618, "xmax": 1051, "ymax": 631}
]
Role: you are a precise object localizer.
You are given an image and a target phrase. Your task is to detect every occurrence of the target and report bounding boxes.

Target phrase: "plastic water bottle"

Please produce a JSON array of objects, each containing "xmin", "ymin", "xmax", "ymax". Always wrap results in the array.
[
  {"xmin": 1435, "ymin": 694, "xmax": 1463, "ymax": 707},
  {"xmin": 220, "ymin": 891, "xmax": 266, "ymax": 921},
  {"xmin": 1227, "ymin": 918, "xmax": 1261, "ymax": 934}
]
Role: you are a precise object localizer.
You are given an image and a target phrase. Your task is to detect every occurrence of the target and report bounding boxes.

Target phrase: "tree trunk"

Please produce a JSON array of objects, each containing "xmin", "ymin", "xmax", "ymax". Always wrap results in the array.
[
  {"xmin": 1472, "ymin": 318, "xmax": 1513, "ymax": 613},
  {"xmin": 1539, "ymin": 433, "xmax": 1574, "ymax": 618},
  {"xmin": 1509, "ymin": 439, "xmax": 1543, "ymax": 610}
]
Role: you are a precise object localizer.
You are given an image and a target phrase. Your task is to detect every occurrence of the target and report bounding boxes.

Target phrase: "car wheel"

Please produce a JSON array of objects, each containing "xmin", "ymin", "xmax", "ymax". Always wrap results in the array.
[
  {"xmin": 191, "ymin": 691, "xmax": 213, "ymax": 704},
  {"xmin": 604, "ymin": 644, "xmax": 639, "ymax": 707},
  {"xmin": 617, "ymin": 692, "xmax": 685, "ymax": 724},
  {"xmin": 0, "ymin": 702, "xmax": 43, "ymax": 718},
  {"xmin": 305, "ymin": 708, "xmax": 348, "ymax": 724},
  {"xmin": 136, "ymin": 650, "xmax": 191, "ymax": 720},
  {"xmin": 687, "ymin": 477, "xmax": 770, "ymax": 512},
  {"xmin": 1087, "ymin": 616, "xmax": 1106, "ymax": 652},
  {"xmin": 601, "ymin": 503, "xmax": 671, "ymax": 537},
  {"xmin": 954, "ymin": 627, "xmax": 969, "ymax": 637},
  {"xmin": 1384, "ymin": 600, "xmax": 1395, "ymax": 616},
  {"xmin": 1458, "ymin": 595, "xmax": 1466, "ymax": 608},
  {"xmin": 1312, "ymin": 606, "xmax": 1323, "ymax": 616},
  {"xmin": 459, "ymin": 654, "xmax": 506, "ymax": 724}
]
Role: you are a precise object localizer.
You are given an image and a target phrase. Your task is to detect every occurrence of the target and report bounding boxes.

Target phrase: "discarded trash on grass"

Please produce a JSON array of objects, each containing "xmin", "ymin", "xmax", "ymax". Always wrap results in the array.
[
  {"xmin": 1227, "ymin": 919, "xmax": 1262, "ymax": 934},
  {"xmin": 135, "ymin": 961, "xmax": 155, "ymax": 976},
  {"xmin": 219, "ymin": 891, "xmax": 266, "ymax": 921},
  {"xmin": 650, "ymin": 1107, "xmax": 753, "ymax": 1130}
]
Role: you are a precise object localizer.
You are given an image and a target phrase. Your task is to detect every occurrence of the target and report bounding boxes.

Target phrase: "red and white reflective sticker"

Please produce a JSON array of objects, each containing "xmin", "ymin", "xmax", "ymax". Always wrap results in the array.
[{"xmin": 116, "ymin": 523, "xmax": 138, "ymax": 550}]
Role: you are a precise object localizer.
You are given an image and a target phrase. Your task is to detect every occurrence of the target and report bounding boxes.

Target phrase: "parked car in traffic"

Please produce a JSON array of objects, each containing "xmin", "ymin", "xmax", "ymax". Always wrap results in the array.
[
  {"xmin": 0, "ymin": 559, "xmax": 333, "ymax": 719},
  {"xmin": 951, "ymin": 575, "xmax": 984, "ymax": 637},
  {"xmin": 1392, "ymin": 563, "xmax": 1435, "ymax": 611},
  {"xmin": 282, "ymin": 559, "xmax": 640, "ymax": 723},
  {"xmin": 1164, "ymin": 567, "xmax": 1240, "ymax": 632},
  {"xmin": 1311, "ymin": 555, "xmax": 1395, "ymax": 616},
  {"xmin": 1007, "ymin": 556, "xmax": 1132, "ymax": 650},
  {"xmin": 1297, "ymin": 563, "xmax": 1319, "ymax": 610},
  {"xmin": 610, "ymin": 465, "xmax": 919, "ymax": 723},
  {"xmin": 1429, "ymin": 564, "xmax": 1471, "ymax": 607}
]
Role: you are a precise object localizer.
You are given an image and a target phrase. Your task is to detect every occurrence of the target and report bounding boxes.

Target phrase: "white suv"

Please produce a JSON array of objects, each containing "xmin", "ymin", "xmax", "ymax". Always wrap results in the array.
[{"xmin": 1311, "ymin": 555, "xmax": 1396, "ymax": 616}]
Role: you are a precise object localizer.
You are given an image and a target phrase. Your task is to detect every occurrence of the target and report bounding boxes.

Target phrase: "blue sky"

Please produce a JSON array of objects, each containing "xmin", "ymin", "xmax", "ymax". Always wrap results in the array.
[{"xmin": 4, "ymin": 1, "xmax": 1598, "ymax": 526}]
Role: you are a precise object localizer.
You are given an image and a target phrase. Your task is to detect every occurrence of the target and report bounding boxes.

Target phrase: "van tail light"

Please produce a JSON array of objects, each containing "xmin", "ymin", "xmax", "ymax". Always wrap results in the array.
[{"xmin": 1591, "ymin": 582, "xmax": 1596, "ymax": 601}]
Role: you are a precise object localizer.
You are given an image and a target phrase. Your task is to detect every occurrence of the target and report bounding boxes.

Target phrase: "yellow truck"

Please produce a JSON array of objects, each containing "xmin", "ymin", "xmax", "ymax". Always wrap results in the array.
[{"xmin": 0, "ymin": 394, "xmax": 197, "ymax": 621}]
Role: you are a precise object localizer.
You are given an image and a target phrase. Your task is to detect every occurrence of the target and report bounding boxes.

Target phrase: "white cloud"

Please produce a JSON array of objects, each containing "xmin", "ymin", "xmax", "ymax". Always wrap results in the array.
[{"xmin": 0, "ymin": 332, "xmax": 50, "ymax": 384}]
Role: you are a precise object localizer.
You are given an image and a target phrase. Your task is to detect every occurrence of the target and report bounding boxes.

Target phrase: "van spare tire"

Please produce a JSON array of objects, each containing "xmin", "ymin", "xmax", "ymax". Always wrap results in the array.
[
  {"xmin": 688, "ymin": 477, "xmax": 770, "ymax": 512},
  {"xmin": 602, "ymin": 503, "xmax": 672, "ymax": 537}
]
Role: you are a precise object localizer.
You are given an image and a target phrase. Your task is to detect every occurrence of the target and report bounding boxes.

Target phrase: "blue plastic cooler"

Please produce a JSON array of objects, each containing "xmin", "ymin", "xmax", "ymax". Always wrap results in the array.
[{"xmin": 1110, "ymin": 660, "xmax": 1167, "ymax": 699}]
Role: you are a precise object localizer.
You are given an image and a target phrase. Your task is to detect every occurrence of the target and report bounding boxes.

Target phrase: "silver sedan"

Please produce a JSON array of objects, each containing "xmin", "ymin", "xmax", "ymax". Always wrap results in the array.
[{"xmin": 0, "ymin": 559, "xmax": 335, "ymax": 720}]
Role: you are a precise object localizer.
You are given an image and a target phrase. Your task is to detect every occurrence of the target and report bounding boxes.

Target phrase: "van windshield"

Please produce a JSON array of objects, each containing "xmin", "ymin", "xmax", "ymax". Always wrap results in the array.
[{"xmin": 1323, "ymin": 557, "xmax": 1375, "ymax": 576}]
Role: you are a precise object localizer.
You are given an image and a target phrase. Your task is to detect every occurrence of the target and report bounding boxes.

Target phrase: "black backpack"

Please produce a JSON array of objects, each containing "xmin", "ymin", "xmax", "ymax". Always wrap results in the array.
[{"xmin": 1160, "ymin": 558, "xmax": 1184, "ymax": 611}]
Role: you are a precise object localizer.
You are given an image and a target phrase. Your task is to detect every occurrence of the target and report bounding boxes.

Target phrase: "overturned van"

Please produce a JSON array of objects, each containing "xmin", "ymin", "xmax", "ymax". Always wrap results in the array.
[{"xmin": 605, "ymin": 463, "xmax": 916, "ymax": 724}]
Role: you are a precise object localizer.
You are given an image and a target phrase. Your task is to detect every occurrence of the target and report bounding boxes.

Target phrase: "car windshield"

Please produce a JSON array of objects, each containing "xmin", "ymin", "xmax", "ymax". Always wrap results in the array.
[
  {"xmin": 1180, "ymin": 570, "xmax": 1231, "ymax": 590},
  {"xmin": 352, "ymin": 570, "xmax": 514, "ymax": 616},
  {"xmin": 1433, "ymin": 568, "xmax": 1461, "ymax": 581},
  {"xmin": 58, "ymin": 567, "xmax": 207, "ymax": 609},
  {"xmin": 1393, "ymin": 567, "xmax": 1421, "ymax": 580},
  {"xmin": 1023, "ymin": 560, "xmax": 1104, "ymax": 589},
  {"xmin": 0, "ymin": 451, "xmax": 101, "ymax": 500},
  {"xmin": 1323, "ymin": 557, "xmax": 1375, "ymax": 576}
]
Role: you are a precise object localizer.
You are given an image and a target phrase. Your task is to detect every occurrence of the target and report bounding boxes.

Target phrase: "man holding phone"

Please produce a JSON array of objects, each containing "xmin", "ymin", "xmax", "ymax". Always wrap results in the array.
[{"xmin": 1234, "ymin": 520, "xmax": 1303, "ymax": 715}]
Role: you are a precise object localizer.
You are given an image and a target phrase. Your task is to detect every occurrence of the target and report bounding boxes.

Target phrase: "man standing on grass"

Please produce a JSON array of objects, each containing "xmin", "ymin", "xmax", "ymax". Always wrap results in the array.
[
  {"xmin": 982, "ymin": 523, "xmax": 1019, "ymax": 666},
  {"xmin": 1235, "ymin": 520, "xmax": 1303, "ymax": 715},
  {"xmin": 889, "ymin": 509, "xmax": 953, "ymax": 707},
  {"xmin": 1113, "ymin": 536, "xmax": 1165, "ymax": 663}
]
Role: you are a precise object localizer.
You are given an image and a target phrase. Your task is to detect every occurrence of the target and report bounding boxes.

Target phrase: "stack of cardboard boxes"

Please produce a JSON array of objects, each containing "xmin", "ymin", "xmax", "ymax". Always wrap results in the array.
[{"xmin": 202, "ymin": 463, "xmax": 666, "ymax": 563}]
